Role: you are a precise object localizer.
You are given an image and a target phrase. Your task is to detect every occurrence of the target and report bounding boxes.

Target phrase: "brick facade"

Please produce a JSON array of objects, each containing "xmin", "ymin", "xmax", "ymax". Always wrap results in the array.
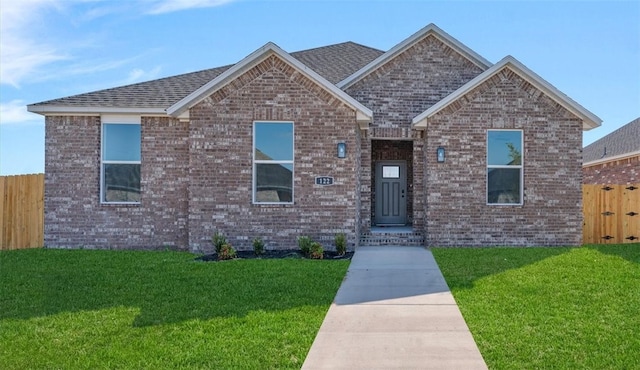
[
  {"xmin": 40, "ymin": 26, "xmax": 595, "ymax": 250},
  {"xmin": 187, "ymin": 55, "xmax": 361, "ymax": 253},
  {"xmin": 583, "ymin": 156, "xmax": 639, "ymax": 184},
  {"xmin": 424, "ymin": 69, "xmax": 584, "ymax": 246},
  {"xmin": 44, "ymin": 116, "xmax": 190, "ymax": 249}
]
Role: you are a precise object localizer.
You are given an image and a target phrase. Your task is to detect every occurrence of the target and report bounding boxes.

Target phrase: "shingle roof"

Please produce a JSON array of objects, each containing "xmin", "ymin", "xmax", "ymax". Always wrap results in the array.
[
  {"xmin": 583, "ymin": 117, "xmax": 640, "ymax": 163},
  {"xmin": 28, "ymin": 42, "xmax": 383, "ymax": 111}
]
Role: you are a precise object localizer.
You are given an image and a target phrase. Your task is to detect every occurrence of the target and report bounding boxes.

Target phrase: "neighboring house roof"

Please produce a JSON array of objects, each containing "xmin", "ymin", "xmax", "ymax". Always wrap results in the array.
[
  {"xmin": 411, "ymin": 55, "xmax": 603, "ymax": 131},
  {"xmin": 583, "ymin": 117, "xmax": 640, "ymax": 164},
  {"xmin": 337, "ymin": 23, "xmax": 492, "ymax": 90},
  {"xmin": 166, "ymin": 42, "xmax": 373, "ymax": 126},
  {"xmin": 27, "ymin": 42, "xmax": 382, "ymax": 115}
]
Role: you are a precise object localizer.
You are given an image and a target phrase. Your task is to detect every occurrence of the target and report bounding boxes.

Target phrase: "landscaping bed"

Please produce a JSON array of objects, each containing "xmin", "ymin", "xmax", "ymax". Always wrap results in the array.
[{"xmin": 196, "ymin": 249, "xmax": 354, "ymax": 261}]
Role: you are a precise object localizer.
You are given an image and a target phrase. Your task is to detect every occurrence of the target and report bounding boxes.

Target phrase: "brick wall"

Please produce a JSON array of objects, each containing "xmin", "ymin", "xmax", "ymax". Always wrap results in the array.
[
  {"xmin": 44, "ymin": 116, "xmax": 190, "ymax": 249},
  {"xmin": 583, "ymin": 156, "xmax": 639, "ymax": 184},
  {"xmin": 345, "ymin": 34, "xmax": 485, "ymax": 129},
  {"xmin": 424, "ymin": 68, "xmax": 584, "ymax": 246},
  {"xmin": 187, "ymin": 54, "xmax": 361, "ymax": 253},
  {"xmin": 346, "ymin": 34, "xmax": 483, "ymax": 233}
]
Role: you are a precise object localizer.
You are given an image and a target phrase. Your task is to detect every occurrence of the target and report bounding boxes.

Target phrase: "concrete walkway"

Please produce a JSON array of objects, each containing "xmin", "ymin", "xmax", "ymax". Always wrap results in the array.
[{"xmin": 302, "ymin": 246, "xmax": 487, "ymax": 369}]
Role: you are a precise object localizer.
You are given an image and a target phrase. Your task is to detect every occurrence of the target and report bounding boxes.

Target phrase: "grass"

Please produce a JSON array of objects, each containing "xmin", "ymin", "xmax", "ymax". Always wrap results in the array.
[
  {"xmin": 0, "ymin": 249, "xmax": 349, "ymax": 369},
  {"xmin": 432, "ymin": 244, "xmax": 640, "ymax": 369}
]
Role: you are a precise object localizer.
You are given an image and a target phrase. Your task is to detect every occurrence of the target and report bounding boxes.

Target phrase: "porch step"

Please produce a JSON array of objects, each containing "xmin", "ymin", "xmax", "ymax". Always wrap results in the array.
[{"xmin": 359, "ymin": 231, "xmax": 425, "ymax": 247}]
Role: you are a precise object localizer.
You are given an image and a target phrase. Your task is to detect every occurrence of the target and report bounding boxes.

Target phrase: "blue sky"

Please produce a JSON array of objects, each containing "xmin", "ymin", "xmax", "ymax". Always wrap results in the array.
[{"xmin": 1, "ymin": 0, "xmax": 638, "ymax": 175}]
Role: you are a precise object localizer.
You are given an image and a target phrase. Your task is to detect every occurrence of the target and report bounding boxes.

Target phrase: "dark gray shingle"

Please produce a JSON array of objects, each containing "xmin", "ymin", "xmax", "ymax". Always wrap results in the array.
[
  {"xmin": 583, "ymin": 117, "xmax": 640, "ymax": 162},
  {"xmin": 30, "ymin": 42, "xmax": 383, "ymax": 110}
]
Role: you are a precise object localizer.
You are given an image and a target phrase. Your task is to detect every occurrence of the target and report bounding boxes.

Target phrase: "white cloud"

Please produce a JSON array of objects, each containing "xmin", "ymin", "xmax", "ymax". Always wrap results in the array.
[
  {"xmin": 0, "ymin": 0, "xmax": 70, "ymax": 87},
  {"xmin": 0, "ymin": 100, "xmax": 41, "ymax": 125},
  {"xmin": 120, "ymin": 66, "xmax": 163, "ymax": 85},
  {"xmin": 146, "ymin": 0, "xmax": 234, "ymax": 14}
]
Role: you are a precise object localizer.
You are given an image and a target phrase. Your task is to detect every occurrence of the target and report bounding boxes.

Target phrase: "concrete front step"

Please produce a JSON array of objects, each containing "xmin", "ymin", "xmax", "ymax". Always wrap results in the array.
[{"xmin": 359, "ymin": 231, "xmax": 425, "ymax": 246}]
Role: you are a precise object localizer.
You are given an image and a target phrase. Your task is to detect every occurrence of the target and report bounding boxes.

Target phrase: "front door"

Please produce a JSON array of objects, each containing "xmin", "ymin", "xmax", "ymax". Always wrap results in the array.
[{"xmin": 375, "ymin": 161, "xmax": 407, "ymax": 225}]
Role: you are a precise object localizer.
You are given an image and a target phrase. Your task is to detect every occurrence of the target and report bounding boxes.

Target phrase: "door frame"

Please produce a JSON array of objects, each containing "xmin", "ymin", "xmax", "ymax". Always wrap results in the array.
[{"xmin": 374, "ymin": 160, "xmax": 407, "ymax": 226}]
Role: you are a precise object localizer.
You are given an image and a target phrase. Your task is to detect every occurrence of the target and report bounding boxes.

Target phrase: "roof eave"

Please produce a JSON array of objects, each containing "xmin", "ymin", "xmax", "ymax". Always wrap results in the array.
[
  {"xmin": 583, "ymin": 150, "xmax": 640, "ymax": 167},
  {"xmin": 167, "ymin": 42, "xmax": 373, "ymax": 124},
  {"xmin": 337, "ymin": 23, "xmax": 492, "ymax": 90},
  {"xmin": 26, "ymin": 105, "xmax": 168, "ymax": 116},
  {"xmin": 411, "ymin": 56, "xmax": 602, "ymax": 131}
]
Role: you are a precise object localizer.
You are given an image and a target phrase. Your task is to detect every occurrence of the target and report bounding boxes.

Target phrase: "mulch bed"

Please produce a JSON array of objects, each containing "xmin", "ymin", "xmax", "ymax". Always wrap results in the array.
[{"xmin": 196, "ymin": 250, "xmax": 354, "ymax": 262}]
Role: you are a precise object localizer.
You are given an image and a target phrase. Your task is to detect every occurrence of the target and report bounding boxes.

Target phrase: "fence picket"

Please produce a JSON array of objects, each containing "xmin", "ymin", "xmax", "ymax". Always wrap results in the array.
[{"xmin": 0, "ymin": 174, "xmax": 45, "ymax": 250}]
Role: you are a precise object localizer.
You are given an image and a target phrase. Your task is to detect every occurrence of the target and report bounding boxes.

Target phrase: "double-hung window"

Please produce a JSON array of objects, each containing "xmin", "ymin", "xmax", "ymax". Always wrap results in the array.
[
  {"xmin": 101, "ymin": 121, "xmax": 141, "ymax": 204},
  {"xmin": 253, "ymin": 121, "xmax": 294, "ymax": 204},
  {"xmin": 487, "ymin": 130, "xmax": 523, "ymax": 205}
]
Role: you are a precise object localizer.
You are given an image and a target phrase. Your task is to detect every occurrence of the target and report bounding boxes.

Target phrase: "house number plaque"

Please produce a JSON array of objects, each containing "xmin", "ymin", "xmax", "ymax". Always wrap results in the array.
[{"xmin": 315, "ymin": 176, "xmax": 334, "ymax": 186}]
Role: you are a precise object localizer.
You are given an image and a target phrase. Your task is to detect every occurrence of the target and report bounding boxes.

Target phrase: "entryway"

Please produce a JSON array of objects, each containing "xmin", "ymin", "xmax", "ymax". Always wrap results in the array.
[{"xmin": 375, "ymin": 161, "xmax": 407, "ymax": 225}]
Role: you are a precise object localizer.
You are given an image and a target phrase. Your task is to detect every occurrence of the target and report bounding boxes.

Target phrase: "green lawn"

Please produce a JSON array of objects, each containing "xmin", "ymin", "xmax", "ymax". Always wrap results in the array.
[
  {"xmin": 433, "ymin": 244, "xmax": 640, "ymax": 369},
  {"xmin": 0, "ymin": 249, "xmax": 349, "ymax": 369}
]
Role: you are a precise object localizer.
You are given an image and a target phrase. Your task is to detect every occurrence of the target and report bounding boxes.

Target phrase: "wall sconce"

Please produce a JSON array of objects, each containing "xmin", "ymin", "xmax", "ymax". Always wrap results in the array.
[
  {"xmin": 337, "ymin": 142, "xmax": 346, "ymax": 158},
  {"xmin": 437, "ymin": 147, "xmax": 445, "ymax": 163}
]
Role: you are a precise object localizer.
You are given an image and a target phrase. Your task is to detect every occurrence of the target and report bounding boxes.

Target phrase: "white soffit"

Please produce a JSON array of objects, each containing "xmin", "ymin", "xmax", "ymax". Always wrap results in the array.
[
  {"xmin": 411, "ymin": 56, "xmax": 602, "ymax": 131},
  {"xmin": 26, "ymin": 106, "xmax": 166, "ymax": 116},
  {"xmin": 337, "ymin": 23, "xmax": 492, "ymax": 90},
  {"xmin": 166, "ymin": 42, "xmax": 373, "ymax": 123}
]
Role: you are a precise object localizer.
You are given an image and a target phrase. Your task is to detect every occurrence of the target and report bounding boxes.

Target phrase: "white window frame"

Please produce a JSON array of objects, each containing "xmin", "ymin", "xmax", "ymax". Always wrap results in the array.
[
  {"xmin": 486, "ymin": 129, "xmax": 524, "ymax": 206},
  {"xmin": 252, "ymin": 121, "xmax": 295, "ymax": 205},
  {"xmin": 100, "ymin": 116, "xmax": 141, "ymax": 205}
]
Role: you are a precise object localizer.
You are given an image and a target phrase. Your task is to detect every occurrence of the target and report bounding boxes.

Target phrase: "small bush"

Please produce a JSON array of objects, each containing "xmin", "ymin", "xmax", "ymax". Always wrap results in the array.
[
  {"xmin": 298, "ymin": 236, "xmax": 313, "ymax": 256},
  {"xmin": 212, "ymin": 231, "xmax": 227, "ymax": 254},
  {"xmin": 217, "ymin": 243, "xmax": 237, "ymax": 261},
  {"xmin": 253, "ymin": 237, "xmax": 265, "ymax": 256},
  {"xmin": 334, "ymin": 233, "xmax": 347, "ymax": 256},
  {"xmin": 309, "ymin": 242, "xmax": 324, "ymax": 260}
]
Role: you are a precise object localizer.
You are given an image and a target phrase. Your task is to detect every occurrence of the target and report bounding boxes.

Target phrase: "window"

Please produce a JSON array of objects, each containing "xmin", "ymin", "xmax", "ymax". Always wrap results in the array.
[
  {"xmin": 487, "ymin": 130, "xmax": 523, "ymax": 205},
  {"xmin": 101, "ymin": 123, "xmax": 141, "ymax": 203},
  {"xmin": 253, "ymin": 121, "xmax": 294, "ymax": 204}
]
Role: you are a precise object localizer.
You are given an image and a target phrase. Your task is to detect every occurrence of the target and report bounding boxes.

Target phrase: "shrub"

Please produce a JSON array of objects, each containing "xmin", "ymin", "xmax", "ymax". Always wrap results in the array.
[
  {"xmin": 253, "ymin": 237, "xmax": 265, "ymax": 256},
  {"xmin": 217, "ymin": 243, "xmax": 237, "ymax": 260},
  {"xmin": 334, "ymin": 233, "xmax": 347, "ymax": 256},
  {"xmin": 212, "ymin": 231, "xmax": 227, "ymax": 254},
  {"xmin": 298, "ymin": 236, "xmax": 313, "ymax": 256},
  {"xmin": 309, "ymin": 242, "xmax": 324, "ymax": 260}
]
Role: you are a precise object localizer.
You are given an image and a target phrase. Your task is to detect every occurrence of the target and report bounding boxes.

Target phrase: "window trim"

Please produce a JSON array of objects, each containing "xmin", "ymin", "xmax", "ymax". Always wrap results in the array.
[
  {"xmin": 486, "ymin": 129, "xmax": 524, "ymax": 206},
  {"xmin": 252, "ymin": 121, "xmax": 295, "ymax": 205},
  {"xmin": 100, "ymin": 119, "xmax": 142, "ymax": 205}
]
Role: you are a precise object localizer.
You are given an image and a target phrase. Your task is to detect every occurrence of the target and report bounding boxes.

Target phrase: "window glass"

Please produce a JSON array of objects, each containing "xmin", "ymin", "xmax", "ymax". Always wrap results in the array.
[
  {"xmin": 382, "ymin": 166, "xmax": 400, "ymax": 178},
  {"xmin": 254, "ymin": 123, "xmax": 293, "ymax": 161},
  {"xmin": 487, "ymin": 168, "xmax": 521, "ymax": 204},
  {"xmin": 254, "ymin": 122, "xmax": 294, "ymax": 204},
  {"xmin": 103, "ymin": 124, "xmax": 141, "ymax": 161},
  {"xmin": 103, "ymin": 163, "xmax": 141, "ymax": 202},
  {"xmin": 255, "ymin": 163, "xmax": 293, "ymax": 203},
  {"xmin": 487, "ymin": 130, "xmax": 523, "ymax": 205},
  {"xmin": 102, "ymin": 123, "xmax": 141, "ymax": 203},
  {"xmin": 487, "ymin": 130, "xmax": 521, "ymax": 166}
]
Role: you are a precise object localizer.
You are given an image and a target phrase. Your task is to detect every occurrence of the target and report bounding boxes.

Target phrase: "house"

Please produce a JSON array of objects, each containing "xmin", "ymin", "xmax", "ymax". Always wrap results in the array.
[
  {"xmin": 583, "ymin": 117, "xmax": 639, "ymax": 184},
  {"xmin": 28, "ymin": 24, "xmax": 601, "ymax": 251}
]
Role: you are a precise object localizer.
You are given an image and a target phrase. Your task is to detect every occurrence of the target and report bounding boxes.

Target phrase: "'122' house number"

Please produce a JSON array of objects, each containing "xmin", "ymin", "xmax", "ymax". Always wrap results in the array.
[{"xmin": 315, "ymin": 176, "xmax": 334, "ymax": 186}]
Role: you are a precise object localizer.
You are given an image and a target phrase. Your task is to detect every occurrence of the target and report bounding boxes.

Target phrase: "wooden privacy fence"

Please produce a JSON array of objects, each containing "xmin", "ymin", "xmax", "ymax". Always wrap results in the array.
[
  {"xmin": 0, "ymin": 174, "xmax": 45, "ymax": 250},
  {"xmin": 583, "ymin": 184, "xmax": 640, "ymax": 244}
]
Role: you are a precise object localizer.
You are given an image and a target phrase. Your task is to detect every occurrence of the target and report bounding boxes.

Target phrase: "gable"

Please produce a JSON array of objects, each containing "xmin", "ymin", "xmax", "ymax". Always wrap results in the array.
[
  {"xmin": 338, "ymin": 23, "xmax": 491, "ymax": 90},
  {"xmin": 412, "ymin": 56, "xmax": 602, "ymax": 131},
  {"xmin": 343, "ymin": 33, "xmax": 486, "ymax": 127},
  {"xmin": 167, "ymin": 43, "xmax": 372, "ymax": 128}
]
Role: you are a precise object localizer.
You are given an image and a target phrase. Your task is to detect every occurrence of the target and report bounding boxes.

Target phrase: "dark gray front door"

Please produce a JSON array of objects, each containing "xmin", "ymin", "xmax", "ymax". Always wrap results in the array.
[{"xmin": 375, "ymin": 161, "xmax": 407, "ymax": 225}]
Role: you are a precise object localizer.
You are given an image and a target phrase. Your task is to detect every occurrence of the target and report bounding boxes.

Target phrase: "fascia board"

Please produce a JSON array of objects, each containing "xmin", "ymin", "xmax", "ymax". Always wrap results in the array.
[
  {"xmin": 583, "ymin": 150, "xmax": 640, "ymax": 167},
  {"xmin": 167, "ymin": 42, "xmax": 372, "ymax": 122},
  {"xmin": 412, "ymin": 56, "xmax": 602, "ymax": 131},
  {"xmin": 337, "ymin": 23, "xmax": 492, "ymax": 90},
  {"xmin": 26, "ymin": 105, "xmax": 167, "ymax": 116}
]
